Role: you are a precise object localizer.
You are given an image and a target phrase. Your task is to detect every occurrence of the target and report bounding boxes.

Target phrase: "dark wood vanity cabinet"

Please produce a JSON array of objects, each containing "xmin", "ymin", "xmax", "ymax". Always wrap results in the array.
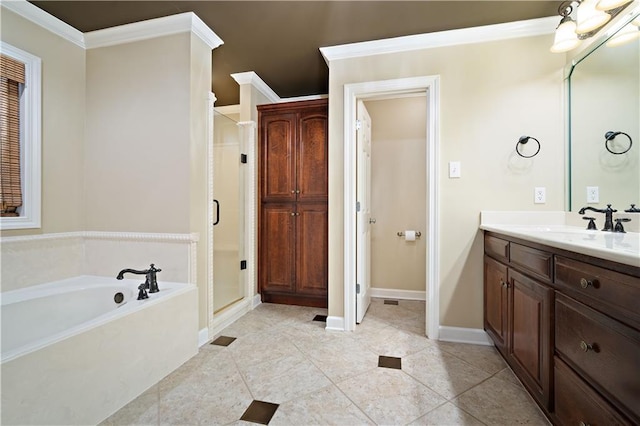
[
  {"xmin": 483, "ymin": 232, "xmax": 640, "ymax": 425},
  {"xmin": 258, "ymin": 99, "xmax": 328, "ymax": 308}
]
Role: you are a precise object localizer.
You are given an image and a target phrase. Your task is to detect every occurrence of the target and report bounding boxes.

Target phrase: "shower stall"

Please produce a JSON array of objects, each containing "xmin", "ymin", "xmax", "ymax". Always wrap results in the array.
[{"xmin": 212, "ymin": 110, "xmax": 246, "ymax": 314}]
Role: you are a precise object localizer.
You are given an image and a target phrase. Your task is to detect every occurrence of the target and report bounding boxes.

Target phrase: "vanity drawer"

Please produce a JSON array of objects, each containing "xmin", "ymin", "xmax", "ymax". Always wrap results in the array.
[
  {"xmin": 555, "ymin": 293, "xmax": 640, "ymax": 422},
  {"xmin": 554, "ymin": 357, "xmax": 631, "ymax": 426},
  {"xmin": 484, "ymin": 234, "xmax": 509, "ymax": 263},
  {"xmin": 510, "ymin": 243, "xmax": 552, "ymax": 282},
  {"xmin": 555, "ymin": 256, "xmax": 640, "ymax": 329}
]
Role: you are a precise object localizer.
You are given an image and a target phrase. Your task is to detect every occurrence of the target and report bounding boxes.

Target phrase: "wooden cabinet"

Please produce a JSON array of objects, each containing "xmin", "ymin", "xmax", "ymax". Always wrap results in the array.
[
  {"xmin": 483, "ymin": 231, "xmax": 640, "ymax": 425},
  {"xmin": 483, "ymin": 234, "xmax": 553, "ymax": 412},
  {"xmin": 258, "ymin": 99, "xmax": 328, "ymax": 307}
]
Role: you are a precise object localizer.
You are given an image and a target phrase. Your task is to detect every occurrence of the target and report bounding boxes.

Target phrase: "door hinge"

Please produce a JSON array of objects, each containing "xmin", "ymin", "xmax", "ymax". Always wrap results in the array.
[
  {"xmin": 240, "ymin": 153, "xmax": 248, "ymax": 164},
  {"xmin": 355, "ymin": 120, "xmax": 362, "ymax": 130},
  {"xmin": 240, "ymin": 260, "xmax": 247, "ymax": 270},
  {"xmin": 356, "ymin": 283, "xmax": 361, "ymax": 294},
  {"xmin": 356, "ymin": 201, "xmax": 361, "ymax": 212}
]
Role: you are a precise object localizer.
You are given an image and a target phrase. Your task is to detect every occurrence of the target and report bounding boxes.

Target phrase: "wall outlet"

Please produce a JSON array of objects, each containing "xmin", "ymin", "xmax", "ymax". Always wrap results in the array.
[
  {"xmin": 449, "ymin": 161, "xmax": 461, "ymax": 178},
  {"xmin": 586, "ymin": 186, "xmax": 599, "ymax": 203},
  {"xmin": 534, "ymin": 187, "xmax": 546, "ymax": 204}
]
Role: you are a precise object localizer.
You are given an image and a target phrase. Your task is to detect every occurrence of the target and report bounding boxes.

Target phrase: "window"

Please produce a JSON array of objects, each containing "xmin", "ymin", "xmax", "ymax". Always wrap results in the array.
[{"xmin": 0, "ymin": 42, "xmax": 41, "ymax": 230}]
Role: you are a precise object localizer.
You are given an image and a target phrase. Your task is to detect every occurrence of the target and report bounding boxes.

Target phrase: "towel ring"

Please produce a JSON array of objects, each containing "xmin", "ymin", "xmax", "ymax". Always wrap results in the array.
[
  {"xmin": 516, "ymin": 136, "xmax": 540, "ymax": 158},
  {"xmin": 604, "ymin": 131, "xmax": 632, "ymax": 155}
]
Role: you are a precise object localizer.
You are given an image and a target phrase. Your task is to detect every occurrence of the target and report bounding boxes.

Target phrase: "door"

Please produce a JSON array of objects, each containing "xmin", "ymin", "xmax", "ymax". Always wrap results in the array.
[
  {"xmin": 356, "ymin": 100, "xmax": 372, "ymax": 323},
  {"xmin": 296, "ymin": 202, "xmax": 328, "ymax": 297},
  {"xmin": 260, "ymin": 203, "xmax": 296, "ymax": 294},
  {"xmin": 484, "ymin": 255, "xmax": 508, "ymax": 355}
]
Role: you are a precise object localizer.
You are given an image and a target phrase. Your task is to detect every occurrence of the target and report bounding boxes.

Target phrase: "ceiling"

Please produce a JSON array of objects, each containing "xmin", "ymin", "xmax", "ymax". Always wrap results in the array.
[{"xmin": 29, "ymin": 1, "xmax": 559, "ymax": 106}]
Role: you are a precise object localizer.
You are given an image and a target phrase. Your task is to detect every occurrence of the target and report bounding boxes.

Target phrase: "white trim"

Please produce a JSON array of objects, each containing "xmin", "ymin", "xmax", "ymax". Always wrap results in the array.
[
  {"xmin": 325, "ymin": 316, "xmax": 345, "ymax": 331},
  {"xmin": 280, "ymin": 94, "xmax": 329, "ymax": 103},
  {"xmin": 215, "ymin": 104, "xmax": 240, "ymax": 116},
  {"xmin": 84, "ymin": 12, "xmax": 223, "ymax": 50},
  {"xmin": 198, "ymin": 328, "xmax": 210, "ymax": 347},
  {"xmin": 0, "ymin": 42, "xmax": 42, "ymax": 231},
  {"xmin": 438, "ymin": 326, "xmax": 493, "ymax": 346},
  {"xmin": 370, "ymin": 288, "xmax": 426, "ymax": 301},
  {"xmin": 230, "ymin": 72, "xmax": 280, "ymax": 103},
  {"xmin": 1, "ymin": 0, "xmax": 85, "ymax": 48},
  {"xmin": 252, "ymin": 293, "xmax": 262, "ymax": 309},
  {"xmin": 210, "ymin": 298, "xmax": 253, "ymax": 337},
  {"xmin": 1, "ymin": 231, "xmax": 198, "ymax": 243},
  {"xmin": 320, "ymin": 16, "xmax": 557, "ymax": 63},
  {"xmin": 343, "ymin": 76, "xmax": 440, "ymax": 339}
]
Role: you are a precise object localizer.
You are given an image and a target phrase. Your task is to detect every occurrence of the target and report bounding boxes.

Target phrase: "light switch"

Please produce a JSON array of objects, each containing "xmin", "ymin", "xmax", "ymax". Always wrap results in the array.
[{"xmin": 449, "ymin": 161, "xmax": 461, "ymax": 178}]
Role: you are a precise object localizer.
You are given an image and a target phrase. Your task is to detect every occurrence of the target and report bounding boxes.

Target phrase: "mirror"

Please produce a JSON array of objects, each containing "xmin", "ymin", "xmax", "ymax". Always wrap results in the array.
[{"xmin": 568, "ymin": 12, "xmax": 640, "ymax": 212}]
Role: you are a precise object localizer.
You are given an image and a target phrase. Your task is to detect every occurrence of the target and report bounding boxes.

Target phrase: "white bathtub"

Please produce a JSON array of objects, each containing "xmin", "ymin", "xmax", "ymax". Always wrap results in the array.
[{"xmin": 1, "ymin": 275, "xmax": 198, "ymax": 425}]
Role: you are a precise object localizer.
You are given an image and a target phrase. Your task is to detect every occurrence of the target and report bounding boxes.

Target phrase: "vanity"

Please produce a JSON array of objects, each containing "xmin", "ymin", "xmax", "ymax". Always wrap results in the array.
[{"xmin": 481, "ymin": 218, "xmax": 640, "ymax": 425}]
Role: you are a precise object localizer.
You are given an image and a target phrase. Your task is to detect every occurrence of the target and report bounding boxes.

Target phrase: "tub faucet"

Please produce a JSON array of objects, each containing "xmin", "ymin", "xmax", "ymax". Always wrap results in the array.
[
  {"xmin": 578, "ymin": 204, "xmax": 616, "ymax": 232},
  {"xmin": 116, "ymin": 264, "xmax": 162, "ymax": 293}
]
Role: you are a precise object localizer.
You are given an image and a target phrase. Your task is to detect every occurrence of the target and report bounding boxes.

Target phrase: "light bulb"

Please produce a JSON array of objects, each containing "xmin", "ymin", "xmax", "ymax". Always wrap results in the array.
[
  {"xmin": 551, "ymin": 18, "xmax": 581, "ymax": 52},
  {"xmin": 577, "ymin": 0, "xmax": 612, "ymax": 34},
  {"xmin": 596, "ymin": 0, "xmax": 632, "ymax": 11},
  {"xmin": 606, "ymin": 23, "xmax": 640, "ymax": 46}
]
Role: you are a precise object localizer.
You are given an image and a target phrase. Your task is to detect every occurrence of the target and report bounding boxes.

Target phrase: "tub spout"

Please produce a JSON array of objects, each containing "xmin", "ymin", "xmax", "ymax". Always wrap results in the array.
[{"xmin": 116, "ymin": 264, "xmax": 162, "ymax": 293}]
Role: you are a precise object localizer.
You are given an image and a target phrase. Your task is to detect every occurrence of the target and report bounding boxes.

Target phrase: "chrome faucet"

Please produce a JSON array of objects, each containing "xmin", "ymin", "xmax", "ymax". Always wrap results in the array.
[
  {"xmin": 116, "ymin": 263, "xmax": 162, "ymax": 293},
  {"xmin": 578, "ymin": 204, "xmax": 617, "ymax": 232}
]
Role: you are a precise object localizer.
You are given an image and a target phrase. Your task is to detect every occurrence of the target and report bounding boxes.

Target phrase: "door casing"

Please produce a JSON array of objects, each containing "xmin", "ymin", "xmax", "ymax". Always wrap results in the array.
[{"xmin": 343, "ymin": 76, "xmax": 440, "ymax": 337}]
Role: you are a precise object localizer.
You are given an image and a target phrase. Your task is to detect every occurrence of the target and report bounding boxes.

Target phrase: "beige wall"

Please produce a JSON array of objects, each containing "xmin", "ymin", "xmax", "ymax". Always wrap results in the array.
[
  {"xmin": 327, "ymin": 34, "xmax": 566, "ymax": 328},
  {"xmin": 0, "ymin": 9, "xmax": 86, "ymax": 237},
  {"xmin": 366, "ymin": 97, "xmax": 427, "ymax": 292}
]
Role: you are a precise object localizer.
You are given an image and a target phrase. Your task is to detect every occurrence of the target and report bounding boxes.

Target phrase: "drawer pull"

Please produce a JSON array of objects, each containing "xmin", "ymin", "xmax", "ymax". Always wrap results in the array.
[
  {"xmin": 580, "ymin": 341, "xmax": 594, "ymax": 352},
  {"xmin": 580, "ymin": 278, "xmax": 594, "ymax": 289}
]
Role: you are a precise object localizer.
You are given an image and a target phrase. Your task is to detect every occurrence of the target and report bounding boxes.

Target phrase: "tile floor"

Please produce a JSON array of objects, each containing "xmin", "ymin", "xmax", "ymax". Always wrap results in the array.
[{"xmin": 101, "ymin": 298, "xmax": 550, "ymax": 425}]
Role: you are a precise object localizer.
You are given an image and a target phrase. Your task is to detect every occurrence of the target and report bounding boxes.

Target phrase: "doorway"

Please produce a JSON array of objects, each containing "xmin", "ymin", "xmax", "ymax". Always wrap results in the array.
[
  {"xmin": 357, "ymin": 96, "xmax": 427, "ymax": 331},
  {"xmin": 344, "ymin": 76, "xmax": 440, "ymax": 338}
]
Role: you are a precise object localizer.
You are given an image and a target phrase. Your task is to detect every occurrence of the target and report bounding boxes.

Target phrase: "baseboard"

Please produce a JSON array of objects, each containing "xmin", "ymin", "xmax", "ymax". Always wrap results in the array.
[
  {"xmin": 370, "ymin": 288, "xmax": 426, "ymax": 301},
  {"xmin": 325, "ymin": 316, "xmax": 345, "ymax": 331},
  {"xmin": 252, "ymin": 293, "xmax": 262, "ymax": 309},
  {"xmin": 438, "ymin": 326, "xmax": 493, "ymax": 346},
  {"xmin": 198, "ymin": 328, "xmax": 210, "ymax": 347}
]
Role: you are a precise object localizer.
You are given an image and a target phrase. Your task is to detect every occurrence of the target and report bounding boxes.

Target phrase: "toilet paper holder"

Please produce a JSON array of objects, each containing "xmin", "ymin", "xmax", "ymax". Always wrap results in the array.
[{"xmin": 397, "ymin": 231, "xmax": 421, "ymax": 237}]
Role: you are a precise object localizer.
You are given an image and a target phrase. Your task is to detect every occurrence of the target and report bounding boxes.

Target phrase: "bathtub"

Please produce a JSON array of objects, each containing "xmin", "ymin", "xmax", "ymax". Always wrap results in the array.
[{"xmin": 1, "ymin": 275, "xmax": 198, "ymax": 425}]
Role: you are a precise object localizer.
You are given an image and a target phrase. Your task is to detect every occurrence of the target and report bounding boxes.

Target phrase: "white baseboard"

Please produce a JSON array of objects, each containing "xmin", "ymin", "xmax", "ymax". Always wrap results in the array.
[
  {"xmin": 438, "ymin": 326, "xmax": 493, "ymax": 346},
  {"xmin": 198, "ymin": 328, "xmax": 210, "ymax": 347},
  {"xmin": 210, "ymin": 298, "xmax": 253, "ymax": 338},
  {"xmin": 325, "ymin": 316, "xmax": 345, "ymax": 331},
  {"xmin": 252, "ymin": 293, "xmax": 262, "ymax": 309},
  {"xmin": 370, "ymin": 288, "xmax": 426, "ymax": 301}
]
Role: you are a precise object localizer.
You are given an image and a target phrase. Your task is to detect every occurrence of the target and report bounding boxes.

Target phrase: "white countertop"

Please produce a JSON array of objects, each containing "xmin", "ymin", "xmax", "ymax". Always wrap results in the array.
[{"xmin": 480, "ymin": 212, "xmax": 640, "ymax": 268}]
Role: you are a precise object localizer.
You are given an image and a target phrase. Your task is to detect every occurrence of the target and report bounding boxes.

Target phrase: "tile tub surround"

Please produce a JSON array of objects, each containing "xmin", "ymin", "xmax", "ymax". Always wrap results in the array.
[
  {"xmin": 480, "ymin": 211, "xmax": 640, "ymax": 267},
  {"xmin": 102, "ymin": 299, "xmax": 548, "ymax": 425},
  {"xmin": 0, "ymin": 231, "xmax": 198, "ymax": 292}
]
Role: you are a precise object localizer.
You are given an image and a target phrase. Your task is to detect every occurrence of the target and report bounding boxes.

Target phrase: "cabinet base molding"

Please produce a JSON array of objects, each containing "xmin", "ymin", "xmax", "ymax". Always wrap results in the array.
[
  {"xmin": 370, "ymin": 288, "xmax": 426, "ymax": 301},
  {"xmin": 261, "ymin": 292, "xmax": 327, "ymax": 308},
  {"xmin": 439, "ymin": 326, "xmax": 494, "ymax": 346}
]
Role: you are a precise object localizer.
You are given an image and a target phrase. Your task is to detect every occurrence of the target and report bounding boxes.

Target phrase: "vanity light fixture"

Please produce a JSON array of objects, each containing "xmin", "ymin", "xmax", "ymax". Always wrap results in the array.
[
  {"xmin": 605, "ymin": 21, "xmax": 640, "ymax": 45},
  {"xmin": 550, "ymin": 0, "xmax": 631, "ymax": 52}
]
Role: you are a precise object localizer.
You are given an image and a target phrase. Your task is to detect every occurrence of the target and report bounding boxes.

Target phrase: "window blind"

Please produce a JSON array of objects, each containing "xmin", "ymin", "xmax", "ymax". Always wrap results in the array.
[{"xmin": 0, "ymin": 54, "xmax": 25, "ymax": 217}]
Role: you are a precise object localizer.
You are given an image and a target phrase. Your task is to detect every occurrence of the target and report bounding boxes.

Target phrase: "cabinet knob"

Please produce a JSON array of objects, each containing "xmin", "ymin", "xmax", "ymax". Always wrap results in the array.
[
  {"xmin": 290, "ymin": 212, "xmax": 295, "ymax": 216},
  {"xmin": 579, "ymin": 278, "xmax": 593, "ymax": 289},
  {"xmin": 579, "ymin": 422, "xmax": 591, "ymax": 426},
  {"xmin": 296, "ymin": 212, "xmax": 300, "ymax": 216},
  {"xmin": 500, "ymin": 279, "xmax": 508, "ymax": 288},
  {"xmin": 296, "ymin": 189, "xmax": 300, "ymax": 194},
  {"xmin": 580, "ymin": 341, "xmax": 594, "ymax": 352},
  {"xmin": 291, "ymin": 190, "xmax": 295, "ymax": 194}
]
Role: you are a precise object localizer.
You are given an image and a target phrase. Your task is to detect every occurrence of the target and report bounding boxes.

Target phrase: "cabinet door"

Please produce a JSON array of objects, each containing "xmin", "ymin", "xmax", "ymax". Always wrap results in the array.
[
  {"xmin": 260, "ymin": 112, "xmax": 297, "ymax": 202},
  {"xmin": 260, "ymin": 204, "xmax": 296, "ymax": 293},
  {"xmin": 295, "ymin": 203, "xmax": 328, "ymax": 297},
  {"xmin": 297, "ymin": 107, "xmax": 328, "ymax": 202},
  {"xmin": 508, "ymin": 268, "xmax": 553, "ymax": 411},
  {"xmin": 484, "ymin": 255, "xmax": 508, "ymax": 355}
]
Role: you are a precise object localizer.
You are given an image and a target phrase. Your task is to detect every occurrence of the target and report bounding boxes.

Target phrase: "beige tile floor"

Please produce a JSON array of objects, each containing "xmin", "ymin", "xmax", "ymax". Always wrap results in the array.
[{"xmin": 101, "ymin": 298, "xmax": 550, "ymax": 425}]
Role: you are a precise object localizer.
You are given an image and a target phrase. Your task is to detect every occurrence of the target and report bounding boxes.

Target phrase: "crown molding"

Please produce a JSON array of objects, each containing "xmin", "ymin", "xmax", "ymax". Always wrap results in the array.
[
  {"xmin": 320, "ymin": 16, "xmax": 558, "ymax": 64},
  {"xmin": 1, "ymin": 0, "xmax": 85, "ymax": 48},
  {"xmin": 85, "ymin": 12, "xmax": 223, "ymax": 50},
  {"xmin": 231, "ymin": 71, "xmax": 281, "ymax": 103}
]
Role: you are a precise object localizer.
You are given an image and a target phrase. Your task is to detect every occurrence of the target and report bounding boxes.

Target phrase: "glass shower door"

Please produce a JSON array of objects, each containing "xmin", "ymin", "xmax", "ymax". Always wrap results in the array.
[{"xmin": 213, "ymin": 110, "xmax": 245, "ymax": 313}]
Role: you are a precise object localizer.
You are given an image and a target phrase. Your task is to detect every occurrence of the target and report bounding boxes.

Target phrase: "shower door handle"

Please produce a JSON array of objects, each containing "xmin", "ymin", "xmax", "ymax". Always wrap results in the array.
[{"xmin": 213, "ymin": 199, "xmax": 220, "ymax": 226}]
